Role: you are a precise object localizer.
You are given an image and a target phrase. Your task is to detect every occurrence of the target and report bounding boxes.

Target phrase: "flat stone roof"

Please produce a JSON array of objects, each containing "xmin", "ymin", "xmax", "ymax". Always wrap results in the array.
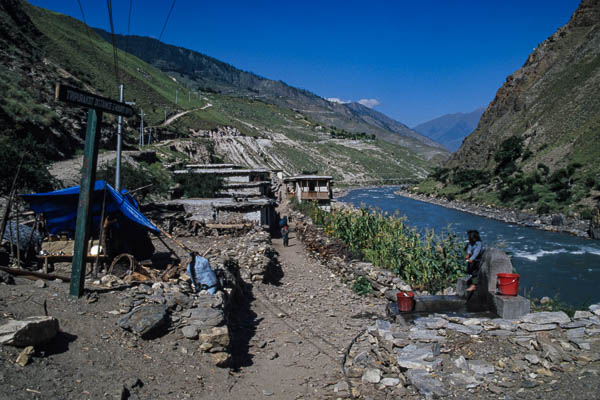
[
  {"xmin": 174, "ymin": 169, "xmax": 271, "ymax": 175},
  {"xmin": 284, "ymin": 175, "xmax": 333, "ymax": 182},
  {"xmin": 184, "ymin": 163, "xmax": 242, "ymax": 169}
]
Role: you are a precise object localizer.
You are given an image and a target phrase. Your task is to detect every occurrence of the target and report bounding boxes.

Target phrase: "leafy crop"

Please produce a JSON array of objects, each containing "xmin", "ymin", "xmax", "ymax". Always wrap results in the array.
[{"xmin": 296, "ymin": 202, "xmax": 465, "ymax": 293}]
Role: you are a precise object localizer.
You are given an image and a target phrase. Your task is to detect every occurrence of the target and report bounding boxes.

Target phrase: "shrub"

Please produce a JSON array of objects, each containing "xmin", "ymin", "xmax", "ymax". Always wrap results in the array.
[
  {"xmin": 537, "ymin": 201, "xmax": 553, "ymax": 214},
  {"xmin": 429, "ymin": 167, "xmax": 450, "ymax": 183},
  {"xmin": 174, "ymin": 173, "xmax": 223, "ymax": 198},
  {"xmin": 96, "ymin": 161, "xmax": 172, "ymax": 200},
  {"xmin": 451, "ymin": 169, "xmax": 491, "ymax": 189},
  {"xmin": 537, "ymin": 163, "xmax": 550, "ymax": 176},
  {"xmin": 494, "ymin": 136, "xmax": 524, "ymax": 174},
  {"xmin": 0, "ymin": 136, "xmax": 57, "ymax": 194},
  {"xmin": 352, "ymin": 276, "xmax": 372, "ymax": 296},
  {"xmin": 580, "ymin": 207, "xmax": 595, "ymax": 220}
]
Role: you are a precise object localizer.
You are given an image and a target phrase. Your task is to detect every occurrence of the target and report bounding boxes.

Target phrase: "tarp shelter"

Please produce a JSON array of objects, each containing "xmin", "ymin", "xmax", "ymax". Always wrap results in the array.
[{"xmin": 21, "ymin": 181, "xmax": 159, "ymax": 259}]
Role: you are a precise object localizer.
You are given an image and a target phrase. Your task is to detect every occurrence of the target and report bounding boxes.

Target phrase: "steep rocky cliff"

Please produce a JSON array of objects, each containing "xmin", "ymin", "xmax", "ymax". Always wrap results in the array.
[{"xmin": 447, "ymin": 0, "xmax": 600, "ymax": 175}]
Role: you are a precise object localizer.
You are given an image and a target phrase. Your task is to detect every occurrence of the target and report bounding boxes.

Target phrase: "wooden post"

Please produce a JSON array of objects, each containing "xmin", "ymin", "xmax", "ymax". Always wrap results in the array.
[
  {"xmin": 93, "ymin": 187, "xmax": 108, "ymax": 278},
  {"xmin": 54, "ymin": 83, "xmax": 134, "ymax": 297},
  {"xmin": 70, "ymin": 108, "xmax": 102, "ymax": 297},
  {"xmin": 15, "ymin": 199, "xmax": 20, "ymax": 268}
]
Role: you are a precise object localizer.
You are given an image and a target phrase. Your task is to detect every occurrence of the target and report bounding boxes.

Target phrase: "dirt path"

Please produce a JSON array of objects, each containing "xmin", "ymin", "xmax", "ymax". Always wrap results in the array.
[
  {"xmin": 0, "ymin": 216, "xmax": 386, "ymax": 399},
  {"xmin": 225, "ymin": 223, "xmax": 387, "ymax": 398},
  {"xmin": 158, "ymin": 103, "xmax": 212, "ymax": 128}
]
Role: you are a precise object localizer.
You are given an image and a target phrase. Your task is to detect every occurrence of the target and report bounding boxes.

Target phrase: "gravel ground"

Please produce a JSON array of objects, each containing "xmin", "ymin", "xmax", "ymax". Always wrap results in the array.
[{"xmin": 1, "ymin": 216, "xmax": 599, "ymax": 399}]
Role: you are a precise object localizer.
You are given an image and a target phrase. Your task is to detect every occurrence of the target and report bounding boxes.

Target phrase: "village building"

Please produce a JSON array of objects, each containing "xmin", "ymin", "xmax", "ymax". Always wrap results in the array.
[
  {"xmin": 165, "ymin": 198, "xmax": 277, "ymax": 229},
  {"xmin": 283, "ymin": 175, "xmax": 333, "ymax": 211},
  {"xmin": 171, "ymin": 164, "xmax": 277, "ymax": 229}
]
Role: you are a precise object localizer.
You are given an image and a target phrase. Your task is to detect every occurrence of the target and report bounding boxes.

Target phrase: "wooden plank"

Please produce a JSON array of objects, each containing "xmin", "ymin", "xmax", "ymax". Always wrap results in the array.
[
  {"xmin": 55, "ymin": 84, "xmax": 134, "ymax": 117},
  {"xmin": 0, "ymin": 266, "xmax": 70, "ymax": 282}
]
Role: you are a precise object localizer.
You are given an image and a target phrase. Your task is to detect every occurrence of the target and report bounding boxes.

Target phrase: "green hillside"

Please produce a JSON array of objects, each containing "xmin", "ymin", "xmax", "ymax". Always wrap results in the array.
[{"xmin": 0, "ymin": 0, "xmax": 439, "ymax": 194}]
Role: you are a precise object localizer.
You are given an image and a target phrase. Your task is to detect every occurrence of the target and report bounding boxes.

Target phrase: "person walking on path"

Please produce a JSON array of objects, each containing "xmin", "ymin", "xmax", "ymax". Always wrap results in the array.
[
  {"xmin": 280, "ymin": 216, "xmax": 289, "ymax": 247},
  {"xmin": 465, "ymin": 230, "xmax": 483, "ymax": 292}
]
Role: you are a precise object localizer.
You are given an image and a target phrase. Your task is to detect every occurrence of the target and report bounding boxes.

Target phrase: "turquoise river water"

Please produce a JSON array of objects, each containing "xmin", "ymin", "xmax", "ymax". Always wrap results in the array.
[{"xmin": 339, "ymin": 187, "xmax": 600, "ymax": 307}]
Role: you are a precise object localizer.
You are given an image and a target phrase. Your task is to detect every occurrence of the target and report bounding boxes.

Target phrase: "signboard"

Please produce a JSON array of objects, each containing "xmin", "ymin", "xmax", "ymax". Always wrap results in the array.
[{"xmin": 55, "ymin": 84, "xmax": 134, "ymax": 117}]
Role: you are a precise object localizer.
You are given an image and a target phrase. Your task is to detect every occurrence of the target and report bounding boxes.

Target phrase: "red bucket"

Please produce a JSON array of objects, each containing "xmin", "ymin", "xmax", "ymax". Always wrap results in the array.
[
  {"xmin": 396, "ymin": 291, "xmax": 415, "ymax": 312},
  {"xmin": 497, "ymin": 273, "xmax": 520, "ymax": 296}
]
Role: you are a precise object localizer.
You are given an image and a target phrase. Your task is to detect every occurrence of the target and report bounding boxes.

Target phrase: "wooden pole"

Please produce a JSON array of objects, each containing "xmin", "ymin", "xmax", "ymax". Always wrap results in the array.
[
  {"xmin": 26, "ymin": 215, "xmax": 39, "ymax": 266},
  {"xmin": 93, "ymin": 187, "xmax": 108, "ymax": 278},
  {"xmin": 0, "ymin": 266, "xmax": 70, "ymax": 282},
  {"xmin": 0, "ymin": 157, "xmax": 23, "ymax": 248},
  {"xmin": 15, "ymin": 199, "xmax": 20, "ymax": 268},
  {"xmin": 70, "ymin": 108, "xmax": 103, "ymax": 297}
]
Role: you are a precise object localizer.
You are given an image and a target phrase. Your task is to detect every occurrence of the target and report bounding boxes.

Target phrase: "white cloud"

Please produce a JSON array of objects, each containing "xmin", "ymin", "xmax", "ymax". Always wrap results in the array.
[
  {"xmin": 327, "ymin": 97, "xmax": 350, "ymax": 104},
  {"xmin": 358, "ymin": 98, "xmax": 380, "ymax": 108}
]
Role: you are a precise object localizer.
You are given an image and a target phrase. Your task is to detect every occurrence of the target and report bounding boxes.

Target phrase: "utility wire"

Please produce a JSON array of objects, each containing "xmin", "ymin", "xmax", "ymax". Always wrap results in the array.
[
  {"xmin": 125, "ymin": 0, "xmax": 133, "ymax": 54},
  {"xmin": 158, "ymin": 0, "xmax": 177, "ymax": 42},
  {"xmin": 106, "ymin": 0, "xmax": 120, "ymax": 86},
  {"xmin": 76, "ymin": 0, "xmax": 101, "ymax": 81}
]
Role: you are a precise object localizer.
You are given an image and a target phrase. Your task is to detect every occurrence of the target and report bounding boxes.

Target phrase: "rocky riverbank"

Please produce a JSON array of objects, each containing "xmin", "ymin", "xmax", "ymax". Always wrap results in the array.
[
  {"xmin": 335, "ymin": 185, "xmax": 596, "ymax": 239},
  {"xmin": 393, "ymin": 188, "xmax": 594, "ymax": 239}
]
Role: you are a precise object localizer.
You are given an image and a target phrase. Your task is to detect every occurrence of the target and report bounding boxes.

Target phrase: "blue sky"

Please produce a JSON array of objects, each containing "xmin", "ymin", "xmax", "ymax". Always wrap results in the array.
[{"xmin": 29, "ymin": 0, "xmax": 580, "ymax": 126}]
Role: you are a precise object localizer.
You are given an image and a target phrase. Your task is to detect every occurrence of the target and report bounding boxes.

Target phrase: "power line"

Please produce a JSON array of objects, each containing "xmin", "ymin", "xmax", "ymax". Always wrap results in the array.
[
  {"xmin": 106, "ymin": 0, "xmax": 120, "ymax": 86},
  {"xmin": 76, "ymin": 0, "xmax": 101, "ymax": 78},
  {"xmin": 125, "ymin": 0, "xmax": 133, "ymax": 54},
  {"xmin": 158, "ymin": 0, "xmax": 177, "ymax": 42}
]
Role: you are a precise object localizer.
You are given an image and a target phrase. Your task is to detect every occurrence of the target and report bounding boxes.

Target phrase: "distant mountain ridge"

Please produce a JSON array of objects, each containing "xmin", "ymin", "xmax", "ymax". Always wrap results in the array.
[
  {"xmin": 413, "ymin": 107, "xmax": 485, "ymax": 152},
  {"xmin": 93, "ymin": 29, "xmax": 448, "ymax": 161}
]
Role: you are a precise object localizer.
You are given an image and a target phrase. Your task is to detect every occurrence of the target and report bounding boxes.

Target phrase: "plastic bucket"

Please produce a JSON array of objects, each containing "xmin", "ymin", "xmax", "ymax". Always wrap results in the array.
[
  {"xmin": 497, "ymin": 273, "xmax": 520, "ymax": 296},
  {"xmin": 396, "ymin": 291, "xmax": 415, "ymax": 312}
]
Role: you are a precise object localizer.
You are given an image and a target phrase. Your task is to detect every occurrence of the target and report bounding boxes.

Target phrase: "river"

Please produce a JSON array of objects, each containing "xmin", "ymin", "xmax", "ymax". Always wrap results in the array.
[{"xmin": 338, "ymin": 186, "xmax": 600, "ymax": 307}]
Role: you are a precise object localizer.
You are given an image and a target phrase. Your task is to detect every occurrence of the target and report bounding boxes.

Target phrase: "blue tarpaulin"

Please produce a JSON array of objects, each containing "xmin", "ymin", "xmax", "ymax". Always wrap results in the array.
[{"xmin": 20, "ymin": 180, "xmax": 160, "ymax": 237}]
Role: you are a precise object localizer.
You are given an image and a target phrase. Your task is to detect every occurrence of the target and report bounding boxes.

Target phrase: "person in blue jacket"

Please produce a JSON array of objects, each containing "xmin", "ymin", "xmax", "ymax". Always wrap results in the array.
[{"xmin": 465, "ymin": 230, "xmax": 483, "ymax": 292}]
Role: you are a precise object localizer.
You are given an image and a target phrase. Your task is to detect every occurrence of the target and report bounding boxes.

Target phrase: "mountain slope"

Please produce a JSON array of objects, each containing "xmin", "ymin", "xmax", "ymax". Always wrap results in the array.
[
  {"xmin": 413, "ymin": 107, "xmax": 485, "ymax": 152},
  {"xmin": 93, "ymin": 30, "xmax": 448, "ymax": 161},
  {"xmin": 418, "ymin": 0, "xmax": 600, "ymax": 215},
  {"xmin": 0, "ymin": 0, "xmax": 438, "ymax": 193},
  {"xmin": 448, "ymin": 0, "xmax": 600, "ymax": 173}
]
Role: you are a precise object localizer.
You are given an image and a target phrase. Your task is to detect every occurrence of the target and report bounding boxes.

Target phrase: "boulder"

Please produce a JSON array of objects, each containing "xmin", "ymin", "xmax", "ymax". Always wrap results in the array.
[
  {"xmin": 0, "ymin": 316, "xmax": 59, "ymax": 347},
  {"xmin": 117, "ymin": 305, "xmax": 168, "ymax": 338},
  {"xmin": 361, "ymin": 368, "xmax": 381, "ymax": 384},
  {"xmin": 406, "ymin": 369, "xmax": 448, "ymax": 398},
  {"xmin": 0, "ymin": 270, "xmax": 14, "ymax": 284},
  {"xmin": 199, "ymin": 326, "xmax": 229, "ymax": 351},
  {"xmin": 521, "ymin": 311, "xmax": 570, "ymax": 325},
  {"xmin": 186, "ymin": 307, "xmax": 224, "ymax": 330}
]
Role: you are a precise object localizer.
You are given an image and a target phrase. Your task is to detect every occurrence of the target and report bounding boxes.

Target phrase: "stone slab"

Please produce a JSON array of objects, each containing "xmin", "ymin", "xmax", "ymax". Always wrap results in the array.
[
  {"xmin": 414, "ymin": 295, "xmax": 466, "ymax": 313},
  {"xmin": 487, "ymin": 293, "xmax": 530, "ymax": 320},
  {"xmin": 0, "ymin": 316, "xmax": 59, "ymax": 347},
  {"xmin": 521, "ymin": 311, "xmax": 570, "ymax": 325}
]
